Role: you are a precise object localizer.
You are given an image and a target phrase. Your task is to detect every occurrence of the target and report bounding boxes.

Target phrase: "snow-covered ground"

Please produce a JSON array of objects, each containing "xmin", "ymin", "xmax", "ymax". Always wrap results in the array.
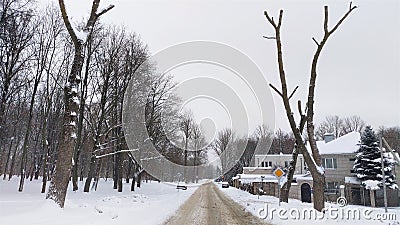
[
  {"xmin": 0, "ymin": 178, "xmax": 199, "ymax": 225},
  {"xmin": 218, "ymin": 183, "xmax": 400, "ymax": 225}
]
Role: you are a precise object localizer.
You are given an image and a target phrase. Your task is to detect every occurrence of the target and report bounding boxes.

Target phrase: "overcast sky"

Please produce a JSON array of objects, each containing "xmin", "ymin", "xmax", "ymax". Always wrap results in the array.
[{"xmin": 46, "ymin": 0, "xmax": 399, "ymax": 134}]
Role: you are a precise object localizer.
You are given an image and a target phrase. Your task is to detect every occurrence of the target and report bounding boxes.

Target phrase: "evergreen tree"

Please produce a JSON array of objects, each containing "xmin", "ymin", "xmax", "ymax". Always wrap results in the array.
[{"xmin": 353, "ymin": 126, "xmax": 398, "ymax": 189}]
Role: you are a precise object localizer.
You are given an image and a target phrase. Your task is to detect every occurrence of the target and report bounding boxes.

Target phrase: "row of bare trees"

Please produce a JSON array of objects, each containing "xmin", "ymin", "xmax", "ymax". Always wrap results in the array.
[{"xmin": 0, "ymin": 0, "xmax": 194, "ymax": 208}]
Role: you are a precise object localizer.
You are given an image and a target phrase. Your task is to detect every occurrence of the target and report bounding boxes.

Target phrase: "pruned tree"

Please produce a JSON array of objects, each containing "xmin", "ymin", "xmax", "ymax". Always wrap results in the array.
[
  {"xmin": 263, "ymin": 3, "xmax": 357, "ymax": 211},
  {"xmin": 46, "ymin": 0, "xmax": 113, "ymax": 208}
]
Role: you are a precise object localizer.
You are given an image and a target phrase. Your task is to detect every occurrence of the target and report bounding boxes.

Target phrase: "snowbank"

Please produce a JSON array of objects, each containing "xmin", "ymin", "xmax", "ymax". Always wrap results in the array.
[{"xmin": 0, "ymin": 178, "xmax": 198, "ymax": 225}]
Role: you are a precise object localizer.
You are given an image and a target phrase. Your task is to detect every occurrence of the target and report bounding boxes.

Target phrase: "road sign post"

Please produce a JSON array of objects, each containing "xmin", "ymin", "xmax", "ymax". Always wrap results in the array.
[{"xmin": 273, "ymin": 167, "xmax": 284, "ymax": 207}]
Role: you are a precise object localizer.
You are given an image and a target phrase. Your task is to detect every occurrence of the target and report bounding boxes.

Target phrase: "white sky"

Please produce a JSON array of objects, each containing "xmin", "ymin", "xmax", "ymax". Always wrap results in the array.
[{"xmin": 46, "ymin": 0, "xmax": 400, "ymax": 134}]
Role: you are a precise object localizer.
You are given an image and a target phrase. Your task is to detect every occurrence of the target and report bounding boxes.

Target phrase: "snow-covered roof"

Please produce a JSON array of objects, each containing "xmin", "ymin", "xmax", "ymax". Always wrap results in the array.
[
  {"xmin": 234, "ymin": 174, "xmax": 279, "ymax": 184},
  {"xmin": 296, "ymin": 176, "xmax": 313, "ymax": 181},
  {"xmin": 243, "ymin": 167, "xmax": 273, "ymax": 170},
  {"xmin": 305, "ymin": 140, "xmax": 326, "ymax": 154},
  {"xmin": 236, "ymin": 174, "xmax": 276, "ymax": 179},
  {"xmin": 243, "ymin": 166, "xmax": 271, "ymax": 170},
  {"xmin": 319, "ymin": 131, "xmax": 360, "ymax": 154}
]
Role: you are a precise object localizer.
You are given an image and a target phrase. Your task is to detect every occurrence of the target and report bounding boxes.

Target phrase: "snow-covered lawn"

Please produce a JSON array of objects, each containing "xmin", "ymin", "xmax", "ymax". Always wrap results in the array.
[
  {"xmin": 0, "ymin": 178, "xmax": 199, "ymax": 225},
  {"xmin": 218, "ymin": 184, "xmax": 400, "ymax": 225}
]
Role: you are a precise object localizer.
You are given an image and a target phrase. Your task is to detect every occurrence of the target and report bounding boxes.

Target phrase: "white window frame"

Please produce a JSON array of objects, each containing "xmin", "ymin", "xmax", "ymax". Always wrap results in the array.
[{"xmin": 322, "ymin": 158, "xmax": 337, "ymax": 169}]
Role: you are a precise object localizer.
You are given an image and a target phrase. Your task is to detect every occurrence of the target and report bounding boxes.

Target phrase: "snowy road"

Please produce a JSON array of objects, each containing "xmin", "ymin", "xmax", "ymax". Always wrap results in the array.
[{"xmin": 164, "ymin": 182, "xmax": 269, "ymax": 225}]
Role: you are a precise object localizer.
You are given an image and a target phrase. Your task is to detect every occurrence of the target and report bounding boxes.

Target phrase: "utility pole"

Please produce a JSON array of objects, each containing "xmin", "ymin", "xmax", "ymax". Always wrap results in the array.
[{"xmin": 380, "ymin": 136, "xmax": 388, "ymax": 213}]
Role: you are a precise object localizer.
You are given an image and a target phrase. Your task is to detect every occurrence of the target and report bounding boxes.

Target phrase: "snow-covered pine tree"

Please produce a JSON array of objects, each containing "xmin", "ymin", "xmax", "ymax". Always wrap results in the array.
[{"xmin": 353, "ymin": 126, "xmax": 398, "ymax": 190}]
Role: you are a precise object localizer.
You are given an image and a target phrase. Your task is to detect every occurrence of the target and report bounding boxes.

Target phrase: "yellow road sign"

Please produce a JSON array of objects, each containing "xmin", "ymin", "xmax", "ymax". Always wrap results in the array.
[{"xmin": 273, "ymin": 167, "xmax": 284, "ymax": 178}]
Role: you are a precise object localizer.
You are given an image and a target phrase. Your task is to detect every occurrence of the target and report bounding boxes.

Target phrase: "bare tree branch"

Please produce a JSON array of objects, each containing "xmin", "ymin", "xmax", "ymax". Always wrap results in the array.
[
  {"xmin": 263, "ymin": 36, "xmax": 276, "ymax": 40},
  {"xmin": 264, "ymin": 11, "xmax": 276, "ymax": 28},
  {"xmin": 288, "ymin": 86, "xmax": 299, "ymax": 100},
  {"xmin": 269, "ymin": 83, "xmax": 283, "ymax": 98},
  {"xmin": 96, "ymin": 4, "xmax": 115, "ymax": 17},
  {"xmin": 328, "ymin": 3, "xmax": 357, "ymax": 35},
  {"xmin": 312, "ymin": 37, "xmax": 320, "ymax": 46},
  {"xmin": 277, "ymin": 10, "xmax": 283, "ymax": 28}
]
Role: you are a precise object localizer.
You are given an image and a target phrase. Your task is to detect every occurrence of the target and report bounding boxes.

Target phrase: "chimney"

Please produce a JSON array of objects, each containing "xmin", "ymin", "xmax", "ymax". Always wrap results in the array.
[{"xmin": 324, "ymin": 133, "xmax": 335, "ymax": 143}]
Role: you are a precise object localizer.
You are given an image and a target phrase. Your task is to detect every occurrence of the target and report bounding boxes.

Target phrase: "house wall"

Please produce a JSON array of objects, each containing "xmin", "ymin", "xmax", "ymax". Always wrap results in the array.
[
  {"xmin": 254, "ymin": 154, "xmax": 305, "ymax": 174},
  {"xmin": 242, "ymin": 167, "xmax": 273, "ymax": 175},
  {"xmin": 322, "ymin": 153, "xmax": 355, "ymax": 184}
]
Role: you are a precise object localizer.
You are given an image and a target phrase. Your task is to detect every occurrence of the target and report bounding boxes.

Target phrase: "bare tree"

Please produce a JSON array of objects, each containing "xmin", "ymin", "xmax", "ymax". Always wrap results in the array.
[
  {"xmin": 263, "ymin": 3, "xmax": 357, "ymax": 211},
  {"xmin": 190, "ymin": 123, "xmax": 208, "ymax": 183},
  {"xmin": 315, "ymin": 115, "xmax": 344, "ymax": 140},
  {"xmin": 0, "ymin": 0, "xmax": 34, "ymax": 174},
  {"xmin": 46, "ymin": 0, "xmax": 113, "ymax": 208},
  {"xmin": 254, "ymin": 124, "xmax": 274, "ymax": 154},
  {"xmin": 343, "ymin": 115, "xmax": 366, "ymax": 134},
  {"xmin": 179, "ymin": 111, "xmax": 193, "ymax": 182},
  {"xmin": 378, "ymin": 126, "xmax": 400, "ymax": 152},
  {"xmin": 18, "ymin": 5, "xmax": 62, "ymax": 191},
  {"xmin": 213, "ymin": 128, "xmax": 233, "ymax": 176}
]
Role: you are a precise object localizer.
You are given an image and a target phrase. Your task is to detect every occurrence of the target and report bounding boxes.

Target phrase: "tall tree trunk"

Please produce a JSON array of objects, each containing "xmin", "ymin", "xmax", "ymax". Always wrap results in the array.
[
  {"xmin": 2, "ymin": 135, "xmax": 14, "ymax": 180},
  {"xmin": 131, "ymin": 175, "xmax": 135, "ymax": 191},
  {"xmin": 83, "ymin": 155, "xmax": 97, "ymax": 192},
  {"xmin": 41, "ymin": 141, "xmax": 50, "ymax": 193},
  {"xmin": 137, "ymin": 171, "xmax": 142, "ymax": 188},
  {"xmin": 280, "ymin": 147, "xmax": 298, "ymax": 202},
  {"xmin": 93, "ymin": 158, "xmax": 103, "ymax": 191},
  {"xmin": 47, "ymin": 0, "xmax": 113, "ymax": 208},
  {"xmin": 18, "ymin": 86, "xmax": 37, "ymax": 191},
  {"xmin": 72, "ymin": 36, "xmax": 92, "ymax": 191},
  {"xmin": 8, "ymin": 134, "xmax": 21, "ymax": 181},
  {"xmin": 117, "ymin": 152, "xmax": 123, "ymax": 192}
]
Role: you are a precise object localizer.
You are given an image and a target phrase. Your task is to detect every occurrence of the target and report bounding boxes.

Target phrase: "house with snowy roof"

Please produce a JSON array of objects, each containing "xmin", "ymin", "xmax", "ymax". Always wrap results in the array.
[
  {"xmin": 238, "ymin": 131, "xmax": 399, "ymax": 205},
  {"xmin": 252, "ymin": 132, "xmax": 361, "ymax": 192},
  {"xmin": 316, "ymin": 131, "xmax": 399, "ymax": 206},
  {"xmin": 317, "ymin": 132, "xmax": 360, "ymax": 190}
]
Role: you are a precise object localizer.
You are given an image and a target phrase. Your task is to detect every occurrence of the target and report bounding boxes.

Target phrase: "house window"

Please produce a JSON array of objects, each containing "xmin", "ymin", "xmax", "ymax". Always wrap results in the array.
[
  {"xmin": 268, "ymin": 161, "xmax": 272, "ymax": 167},
  {"xmin": 325, "ymin": 182, "xmax": 339, "ymax": 193},
  {"xmin": 322, "ymin": 158, "xmax": 337, "ymax": 169},
  {"xmin": 284, "ymin": 161, "xmax": 289, "ymax": 167}
]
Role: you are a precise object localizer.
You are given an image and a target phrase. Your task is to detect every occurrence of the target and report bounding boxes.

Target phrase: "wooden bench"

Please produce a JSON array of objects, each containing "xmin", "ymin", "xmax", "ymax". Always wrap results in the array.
[{"xmin": 176, "ymin": 185, "xmax": 187, "ymax": 190}]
